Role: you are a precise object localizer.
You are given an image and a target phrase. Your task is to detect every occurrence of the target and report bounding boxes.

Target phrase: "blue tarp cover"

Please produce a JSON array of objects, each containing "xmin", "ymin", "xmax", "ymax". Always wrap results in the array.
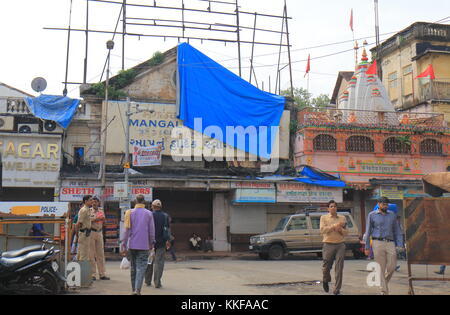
[
  {"xmin": 25, "ymin": 94, "xmax": 80, "ymax": 129},
  {"xmin": 177, "ymin": 43, "xmax": 286, "ymax": 159},
  {"xmin": 295, "ymin": 165, "xmax": 346, "ymax": 188}
]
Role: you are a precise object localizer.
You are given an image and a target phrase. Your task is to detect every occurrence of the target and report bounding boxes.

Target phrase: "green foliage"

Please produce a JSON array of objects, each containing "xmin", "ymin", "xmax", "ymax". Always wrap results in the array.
[
  {"xmin": 147, "ymin": 51, "xmax": 165, "ymax": 67},
  {"xmin": 88, "ymin": 82, "xmax": 127, "ymax": 100},
  {"xmin": 114, "ymin": 69, "xmax": 137, "ymax": 89},
  {"xmin": 396, "ymin": 135, "xmax": 411, "ymax": 146},
  {"xmin": 281, "ymin": 87, "xmax": 330, "ymax": 111}
]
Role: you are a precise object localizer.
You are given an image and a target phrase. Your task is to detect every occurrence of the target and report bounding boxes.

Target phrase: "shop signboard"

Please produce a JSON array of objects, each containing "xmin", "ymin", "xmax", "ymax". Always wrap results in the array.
[
  {"xmin": 378, "ymin": 186, "xmax": 404, "ymax": 200},
  {"xmin": 0, "ymin": 202, "xmax": 69, "ymax": 217},
  {"xmin": 276, "ymin": 183, "xmax": 343, "ymax": 203},
  {"xmin": 233, "ymin": 188, "xmax": 276, "ymax": 204},
  {"xmin": 113, "ymin": 182, "xmax": 129, "ymax": 199},
  {"xmin": 0, "ymin": 134, "xmax": 62, "ymax": 188},
  {"xmin": 59, "ymin": 181, "xmax": 152, "ymax": 202},
  {"xmin": 132, "ymin": 144, "xmax": 162, "ymax": 167}
]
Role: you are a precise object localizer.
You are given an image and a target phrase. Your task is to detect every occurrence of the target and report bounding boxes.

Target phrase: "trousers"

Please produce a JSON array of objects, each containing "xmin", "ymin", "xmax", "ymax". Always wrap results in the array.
[
  {"xmin": 77, "ymin": 232, "xmax": 91, "ymax": 261},
  {"xmin": 145, "ymin": 247, "xmax": 166, "ymax": 286},
  {"xmin": 322, "ymin": 242, "xmax": 346, "ymax": 294},
  {"xmin": 89, "ymin": 231, "xmax": 106, "ymax": 277},
  {"xmin": 129, "ymin": 249, "xmax": 150, "ymax": 293},
  {"xmin": 372, "ymin": 240, "xmax": 397, "ymax": 295}
]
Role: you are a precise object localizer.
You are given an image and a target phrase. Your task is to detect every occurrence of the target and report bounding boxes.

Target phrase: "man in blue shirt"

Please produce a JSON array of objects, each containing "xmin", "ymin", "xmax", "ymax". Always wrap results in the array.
[{"xmin": 364, "ymin": 197, "xmax": 403, "ymax": 295}]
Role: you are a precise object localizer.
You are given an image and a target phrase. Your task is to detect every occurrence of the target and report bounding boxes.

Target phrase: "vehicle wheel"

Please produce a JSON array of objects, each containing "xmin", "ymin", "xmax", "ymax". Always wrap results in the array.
[
  {"xmin": 25, "ymin": 271, "xmax": 59, "ymax": 295},
  {"xmin": 258, "ymin": 253, "xmax": 269, "ymax": 260},
  {"xmin": 268, "ymin": 244, "xmax": 284, "ymax": 260}
]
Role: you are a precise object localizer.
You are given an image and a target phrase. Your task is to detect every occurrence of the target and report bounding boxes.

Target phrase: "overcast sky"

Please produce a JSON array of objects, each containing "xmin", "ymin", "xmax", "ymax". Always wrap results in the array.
[{"xmin": 0, "ymin": 0, "xmax": 449, "ymax": 99}]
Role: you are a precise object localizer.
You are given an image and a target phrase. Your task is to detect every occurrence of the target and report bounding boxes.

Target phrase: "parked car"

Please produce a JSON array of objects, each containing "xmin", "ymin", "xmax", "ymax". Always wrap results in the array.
[{"xmin": 249, "ymin": 212, "xmax": 362, "ymax": 260}]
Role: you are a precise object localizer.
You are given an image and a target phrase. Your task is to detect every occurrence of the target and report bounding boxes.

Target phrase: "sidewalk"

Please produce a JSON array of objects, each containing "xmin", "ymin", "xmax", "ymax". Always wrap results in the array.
[{"xmin": 105, "ymin": 250, "xmax": 254, "ymax": 262}]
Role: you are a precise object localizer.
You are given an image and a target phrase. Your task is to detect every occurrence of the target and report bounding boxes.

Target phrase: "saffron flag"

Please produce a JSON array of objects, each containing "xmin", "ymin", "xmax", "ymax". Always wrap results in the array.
[
  {"xmin": 350, "ymin": 9, "xmax": 354, "ymax": 32},
  {"xmin": 366, "ymin": 59, "xmax": 377, "ymax": 75},
  {"xmin": 304, "ymin": 54, "xmax": 311, "ymax": 78},
  {"xmin": 415, "ymin": 64, "xmax": 436, "ymax": 80}
]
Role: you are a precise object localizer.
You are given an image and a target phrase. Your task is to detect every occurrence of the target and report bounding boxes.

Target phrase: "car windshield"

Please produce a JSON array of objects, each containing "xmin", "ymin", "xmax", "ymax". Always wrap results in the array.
[{"xmin": 273, "ymin": 217, "xmax": 289, "ymax": 232}]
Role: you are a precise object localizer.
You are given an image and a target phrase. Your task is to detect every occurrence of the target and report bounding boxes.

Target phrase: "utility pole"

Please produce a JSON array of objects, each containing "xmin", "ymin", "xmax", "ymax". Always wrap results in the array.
[{"xmin": 99, "ymin": 40, "xmax": 115, "ymax": 190}]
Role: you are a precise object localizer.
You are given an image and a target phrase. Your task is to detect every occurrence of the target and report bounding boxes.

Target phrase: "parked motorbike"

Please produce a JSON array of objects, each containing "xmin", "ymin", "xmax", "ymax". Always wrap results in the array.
[{"xmin": 0, "ymin": 241, "xmax": 66, "ymax": 295}]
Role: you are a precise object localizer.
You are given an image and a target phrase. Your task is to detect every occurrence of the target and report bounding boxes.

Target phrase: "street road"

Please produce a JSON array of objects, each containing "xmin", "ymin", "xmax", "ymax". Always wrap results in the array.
[{"xmin": 71, "ymin": 257, "xmax": 449, "ymax": 295}]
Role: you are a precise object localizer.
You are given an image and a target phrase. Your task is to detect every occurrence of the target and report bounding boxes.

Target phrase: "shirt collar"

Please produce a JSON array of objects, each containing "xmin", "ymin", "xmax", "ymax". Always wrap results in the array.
[{"xmin": 134, "ymin": 204, "xmax": 146, "ymax": 209}]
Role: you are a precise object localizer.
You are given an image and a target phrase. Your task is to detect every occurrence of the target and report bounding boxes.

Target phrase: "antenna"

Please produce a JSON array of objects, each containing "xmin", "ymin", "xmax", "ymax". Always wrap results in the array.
[{"xmin": 31, "ymin": 77, "xmax": 48, "ymax": 93}]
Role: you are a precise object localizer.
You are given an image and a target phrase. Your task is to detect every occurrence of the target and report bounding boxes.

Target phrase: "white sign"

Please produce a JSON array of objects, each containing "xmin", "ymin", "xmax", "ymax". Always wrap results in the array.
[
  {"xmin": 114, "ymin": 182, "xmax": 129, "ymax": 198},
  {"xmin": 233, "ymin": 188, "xmax": 276, "ymax": 204},
  {"xmin": 0, "ymin": 134, "xmax": 62, "ymax": 187},
  {"xmin": 231, "ymin": 182, "xmax": 275, "ymax": 189},
  {"xmin": 132, "ymin": 145, "xmax": 162, "ymax": 167},
  {"xmin": 277, "ymin": 183, "xmax": 343, "ymax": 203},
  {"xmin": 0, "ymin": 202, "xmax": 69, "ymax": 217}
]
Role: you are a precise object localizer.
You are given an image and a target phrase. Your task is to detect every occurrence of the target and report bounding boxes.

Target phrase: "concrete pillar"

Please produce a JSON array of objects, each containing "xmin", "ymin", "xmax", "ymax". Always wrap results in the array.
[{"xmin": 212, "ymin": 193, "xmax": 231, "ymax": 252}]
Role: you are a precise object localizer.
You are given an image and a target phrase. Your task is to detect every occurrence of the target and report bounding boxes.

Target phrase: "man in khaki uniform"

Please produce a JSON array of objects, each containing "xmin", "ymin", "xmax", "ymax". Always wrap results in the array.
[
  {"xmin": 320, "ymin": 200, "xmax": 348, "ymax": 295},
  {"xmin": 76, "ymin": 195, "xmax": 93, "ymax": 261},
  {"xmin": 89, "ymin": 197, "xmax": 110, "ymax": 281}
]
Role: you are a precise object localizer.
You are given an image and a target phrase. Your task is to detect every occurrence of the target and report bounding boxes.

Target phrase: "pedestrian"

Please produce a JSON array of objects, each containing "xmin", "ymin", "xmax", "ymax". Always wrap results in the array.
[
  {"xmin": 89, "ymin": 197, "xmax": 110, "ymax": 281},
  {"xmin": 76, "ymin": 195, "xmax": 93, "ymax": 262},
  {"xmin": 29, "ymin": 223, "xmax": 51, "ymax": 239},
  {"xmin": 435, "ymin": 265, "xmax": 446, "ymax": 275},
  {"xmin": 71, "ymin": 214, "xmax": 79, "ymax": 261},
  {"xmin": 144, "ymin": 199, "xmax": 170, "ymax": 288},
  {"xmin": 121, "ymin": 195, "xmax": 155, "ymax": 295},
  {"xmin": 203, "ymin": 235, "xmax": 213, "ymax": 252},
  {"xmin": 320, "ymin": 200, "xmax": 348, "ymax": 295},
  {"xmin": 167, "ymin": 234, "xmax": 177, "ymax": 261},
  {"xmin": 364, "ymin": 197, "xmax": 404, "ymax": 295},
  {"xmin": 189, "ymin": 233, "xmax": 202, "ymax": 250}
]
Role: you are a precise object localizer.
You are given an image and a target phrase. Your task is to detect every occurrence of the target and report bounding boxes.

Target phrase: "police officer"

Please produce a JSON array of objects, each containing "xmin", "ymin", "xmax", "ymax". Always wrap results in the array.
[
  {"xmin": 76, "ymin": 195, "xmax": 93, "ymax": 261},
  {"xmin": 89, "ymin": 196, "xmax": 110, "ymax": 281}
]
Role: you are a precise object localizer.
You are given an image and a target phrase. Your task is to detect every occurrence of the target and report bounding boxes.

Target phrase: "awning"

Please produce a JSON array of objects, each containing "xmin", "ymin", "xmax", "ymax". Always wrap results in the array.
[{"xmin": 422, "ymin": 172, "xmax": 450, "ymax": 197}]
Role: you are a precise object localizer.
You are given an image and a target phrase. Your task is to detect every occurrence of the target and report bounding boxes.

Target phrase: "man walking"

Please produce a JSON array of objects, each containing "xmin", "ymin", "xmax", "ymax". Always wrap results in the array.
[
  {"xmin": 145, "ymin": 199, "xmax": 170, "ymax": 288},
  {"xmin": 121, "ymin": 195, "xmax": 155, "ymax": 295},
  {"xmin": 320, "ymin": 200, "xmax": 348, "ymax": 295},
  {"xmin": 77, "ymin": 195, "xmax": 93, "ymax": 262},
  {"xmin": 364, "ymin": 197, "xmax": 403, "ymax": 295},
  {"xmin": 89, "ymin": 197, "xmax": 110, "ymax": 281}
]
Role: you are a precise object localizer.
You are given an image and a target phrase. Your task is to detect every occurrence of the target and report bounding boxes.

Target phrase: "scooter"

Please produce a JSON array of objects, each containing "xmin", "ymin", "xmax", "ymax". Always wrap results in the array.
[{"xmin": 0, "ymin": 242, "xmax": 66, "ymax": 295}]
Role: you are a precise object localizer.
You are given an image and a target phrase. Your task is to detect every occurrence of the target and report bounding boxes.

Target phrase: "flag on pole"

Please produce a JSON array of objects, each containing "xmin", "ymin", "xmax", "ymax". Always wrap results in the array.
[
  {"xmin": 415, "ymin": 64, "xmax": 436, "ymax": 80},
  {"xmin": 304, "ymin": 54, "xmax": 311, "ymax": 78},
  {"xmin": 350, "ymin": 9, "xmax": 354, "ymax": 32},
  {"xmin": 366, "ymin": 59, "xmax": 377, "ymax": 75}
]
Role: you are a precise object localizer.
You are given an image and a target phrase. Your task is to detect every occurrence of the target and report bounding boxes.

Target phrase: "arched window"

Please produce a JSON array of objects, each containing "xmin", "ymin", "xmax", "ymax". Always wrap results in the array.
[
  {"xmin": 313, "ymin": 134, "xmax": 337, "ymax": 151},
  {"xmin": 420, "ymin": 139, "xmax": 443, "ymax": 156},
  {"xmin": 384, "ymin": 137, "xmax": 411, "ymax": 154},
  {"xmin": 346, "ymin": 136, "xmax": 374, "ymax": 152}
]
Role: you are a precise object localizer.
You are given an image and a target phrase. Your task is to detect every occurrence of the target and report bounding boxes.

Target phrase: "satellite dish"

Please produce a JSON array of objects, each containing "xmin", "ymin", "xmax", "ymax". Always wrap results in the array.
[{"xmin": 31, "ymin": 77, "xmax": 47, "ymax": 93}]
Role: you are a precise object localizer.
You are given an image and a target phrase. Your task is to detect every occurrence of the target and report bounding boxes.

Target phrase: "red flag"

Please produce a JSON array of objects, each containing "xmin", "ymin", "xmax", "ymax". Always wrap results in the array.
[
  {"xmin": 304, "ymin": 54, "xmax": 310, "ymax": 78},
  {"xmin": 350, "ymin": 9, "xmax": 354, "ymax": 32},
  {"xmin": 366, "ymin": 59, "xmax": 377, "ymax": 75},
  {"xmin": 415, "ymin": 64, "xmax": 436, "ymax": 80}
]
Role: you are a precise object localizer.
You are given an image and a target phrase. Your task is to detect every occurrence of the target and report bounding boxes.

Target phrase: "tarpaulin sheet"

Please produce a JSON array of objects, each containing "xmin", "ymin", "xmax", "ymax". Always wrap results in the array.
[
  {"xmin": 177, "ymin": 43, "xmax": 285, "ymax": 159},
  {"xmin": 294, "ymin": 165, "xmax": 346, "ymax": 188},
  {"xmin": 25, "ymin": 94, "xmax": 80, "ymax": 129}
]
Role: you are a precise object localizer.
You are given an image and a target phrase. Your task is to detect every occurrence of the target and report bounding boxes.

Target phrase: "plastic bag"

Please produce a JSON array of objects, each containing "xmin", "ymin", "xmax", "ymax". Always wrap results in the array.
[{"xmin": 120, "ymin": 257, "xmax": 131, "ymax": 270}]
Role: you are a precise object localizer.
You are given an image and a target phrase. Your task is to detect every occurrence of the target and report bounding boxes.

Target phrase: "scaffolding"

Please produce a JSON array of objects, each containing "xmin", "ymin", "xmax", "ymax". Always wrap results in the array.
[{"xmin": 45, "ymin": 0, "xmax": 295, "ymax": 97}]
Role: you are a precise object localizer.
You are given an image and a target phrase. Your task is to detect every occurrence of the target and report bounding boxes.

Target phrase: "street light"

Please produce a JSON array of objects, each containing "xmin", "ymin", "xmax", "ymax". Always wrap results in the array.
[{"xmin": 99, "ymin": 40, "xmax": 115, "ymax": 188}]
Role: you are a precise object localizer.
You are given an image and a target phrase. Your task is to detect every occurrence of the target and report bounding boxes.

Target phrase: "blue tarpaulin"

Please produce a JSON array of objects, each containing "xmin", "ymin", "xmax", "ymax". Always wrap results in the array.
[
  {"xmin": 294, "ymin": 165, "xmax": 346, "ymax": 188},
  {"xmin": 177, "ymin": 43, "xmax": 286, "ymax": 159},
  {"xmin": 25, "ymin": 94, "xmax": 80, "ymax": 129}
]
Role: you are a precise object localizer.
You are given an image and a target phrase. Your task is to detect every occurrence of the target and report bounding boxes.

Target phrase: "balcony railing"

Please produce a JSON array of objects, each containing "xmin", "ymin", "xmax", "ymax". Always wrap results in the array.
[
  {"xmin": 419, "ymin": 80, "xmax": 450, "ymax": 102},
  {"xmin": 298, "ymin": 108, "xmax": 449, "ymax": 132},
  {"xmin": 4, "ymin": 98, "xmax": 31, "ymax": 114}
]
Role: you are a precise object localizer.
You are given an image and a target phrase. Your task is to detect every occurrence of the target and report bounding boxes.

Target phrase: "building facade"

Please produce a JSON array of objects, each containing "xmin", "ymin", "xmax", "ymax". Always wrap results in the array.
[{"xmin": 371, "ymin": 22, "xmax": 450, "ymax": 122}]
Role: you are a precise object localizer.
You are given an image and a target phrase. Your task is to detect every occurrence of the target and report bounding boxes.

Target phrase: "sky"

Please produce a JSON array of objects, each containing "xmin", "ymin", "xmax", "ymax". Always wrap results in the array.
[{"xmin": 0, "ymin": 0, "xmax": 449, "ymax": 100}]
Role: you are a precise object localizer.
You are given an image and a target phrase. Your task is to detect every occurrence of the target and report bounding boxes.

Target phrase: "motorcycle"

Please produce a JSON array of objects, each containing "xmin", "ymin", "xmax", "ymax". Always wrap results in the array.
[{"xmin": 0, "ymin": 241, "xmax": 66, "ymax": 295}]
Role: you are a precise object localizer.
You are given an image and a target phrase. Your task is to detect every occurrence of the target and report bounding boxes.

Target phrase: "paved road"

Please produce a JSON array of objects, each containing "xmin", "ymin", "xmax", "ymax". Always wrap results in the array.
[{"xmin": 70, "ymin": 256, "xmax": 449, "ymax": 295}]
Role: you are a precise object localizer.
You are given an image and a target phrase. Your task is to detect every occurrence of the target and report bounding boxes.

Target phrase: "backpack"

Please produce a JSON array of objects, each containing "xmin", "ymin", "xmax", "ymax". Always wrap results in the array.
[{"xmin": 162, "ymin": 213, "xmax": 171, "ymax": 242}]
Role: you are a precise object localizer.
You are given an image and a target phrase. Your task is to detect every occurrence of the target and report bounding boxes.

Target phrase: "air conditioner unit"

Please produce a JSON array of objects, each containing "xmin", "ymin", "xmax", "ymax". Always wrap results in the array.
[
  {"xmin": 42, "ymin": 120, "xmax": 63, "ymax": 134},
  {"xmin": 18, "ymin": 123, "xmax": 39, "ymax": 134},
  {"xmin": 0, "ymin": 116, "xmax": 14, "ymax": 131}
]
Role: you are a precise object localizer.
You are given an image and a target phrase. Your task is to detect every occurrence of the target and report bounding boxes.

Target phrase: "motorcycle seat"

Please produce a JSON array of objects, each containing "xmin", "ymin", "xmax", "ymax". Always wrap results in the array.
[
  {"xmin": 0, "ymin": 250, "xmax": 49, "ymax": 271},
  {"xmin": 1, "ymin": 245, "xmax": 43, "ymax": 258}
]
